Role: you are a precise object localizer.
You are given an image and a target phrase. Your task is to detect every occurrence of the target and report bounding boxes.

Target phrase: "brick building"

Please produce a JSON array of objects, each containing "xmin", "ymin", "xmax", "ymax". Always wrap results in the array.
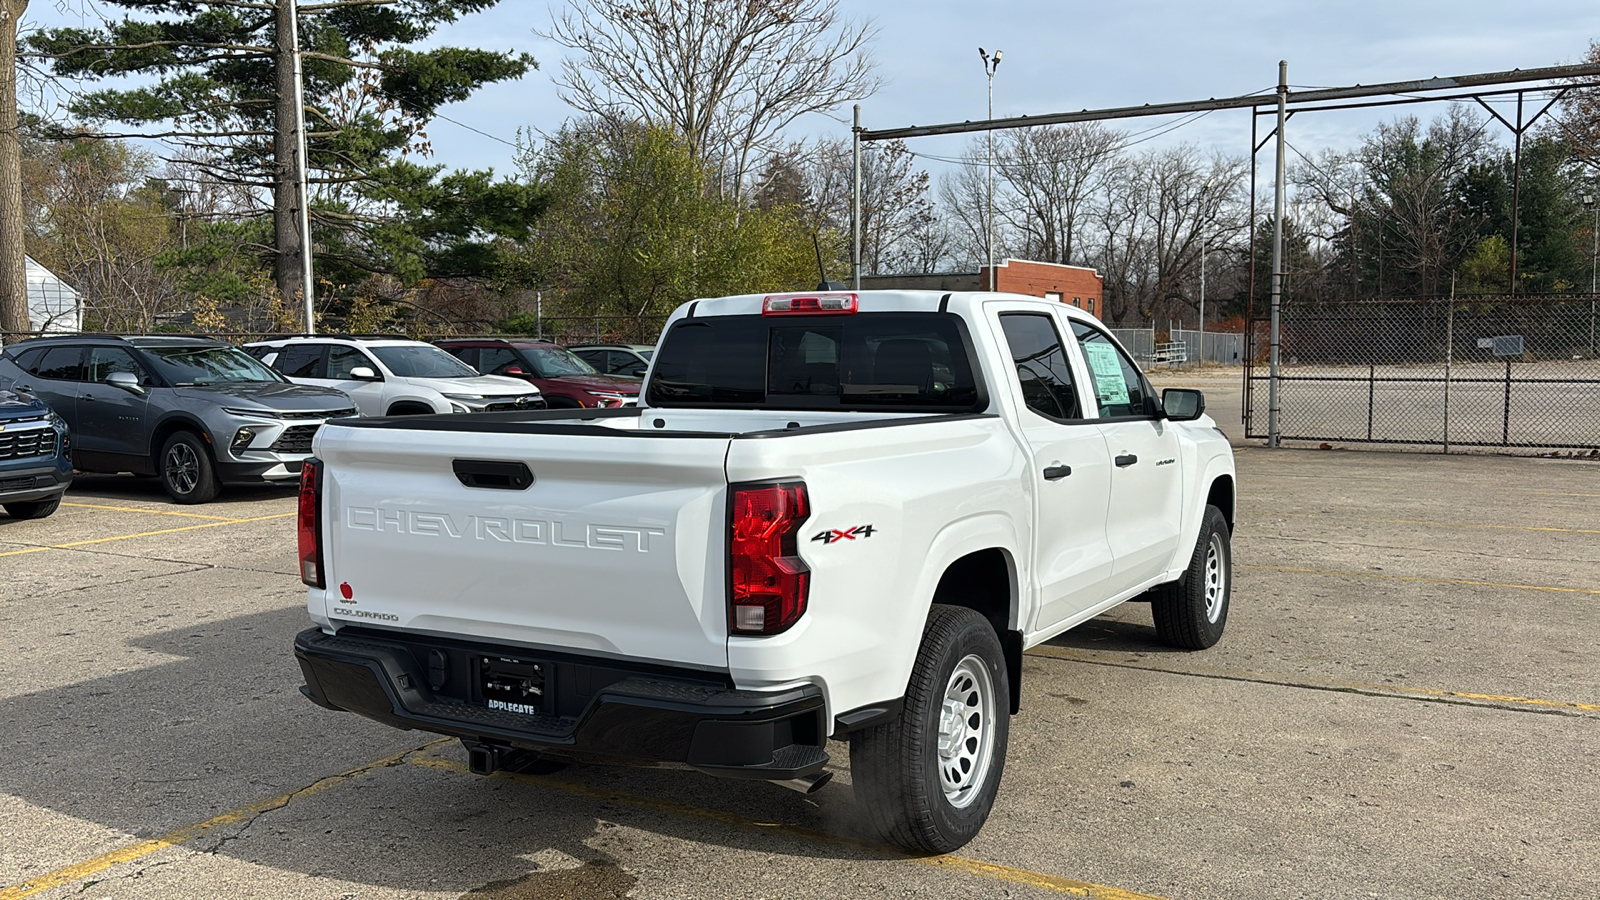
[{"xmin": 859, "ymin": 259, "xmax": 1104, "ymax": 317}]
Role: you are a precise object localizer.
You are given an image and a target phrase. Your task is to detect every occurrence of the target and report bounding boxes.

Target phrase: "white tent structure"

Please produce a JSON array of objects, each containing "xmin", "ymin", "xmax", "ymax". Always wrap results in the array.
[{"xmin": 25, "ymin": 256, "xmax": 82, "ymax": 334}]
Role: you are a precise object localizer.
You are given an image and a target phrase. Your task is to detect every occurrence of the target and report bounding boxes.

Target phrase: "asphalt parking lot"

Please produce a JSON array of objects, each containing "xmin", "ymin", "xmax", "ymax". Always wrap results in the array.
[{"xmin": 2, "ymin": 442, "xmax": 1597, "ymax": 899}]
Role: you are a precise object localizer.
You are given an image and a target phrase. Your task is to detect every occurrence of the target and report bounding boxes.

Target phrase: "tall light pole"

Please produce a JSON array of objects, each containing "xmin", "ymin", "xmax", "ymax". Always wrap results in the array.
[
  {"xmin": 286, "ymin": 0, "xmax": 316, "ymax": 333},
  {"xmin": 980, "ymin": 47, "xmax": 1001, "ymax": 292}
]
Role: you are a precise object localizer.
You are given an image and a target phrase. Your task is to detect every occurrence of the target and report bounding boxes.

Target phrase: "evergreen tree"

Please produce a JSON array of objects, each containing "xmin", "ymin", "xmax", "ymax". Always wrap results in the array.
[{"xmin": 27, "ymin": 1, "xmax": 535, "ymax": 320}]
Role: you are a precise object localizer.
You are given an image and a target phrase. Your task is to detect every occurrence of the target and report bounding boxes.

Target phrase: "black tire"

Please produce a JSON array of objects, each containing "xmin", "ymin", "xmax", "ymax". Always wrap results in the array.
[
  {"xmin": 158, "ymin": 431, "xmax": 220, "ymax": 505},
  {"xmin": 1152, "ymin": 504, "xmax": 1232, "ymax": 649},
  {"xmin": 850, "ymin": 604, "xmax": 1010, "ymax": 854},
  {"xmin": 3, "ymin": 496, "xmax": 62, "ymax": 519}
]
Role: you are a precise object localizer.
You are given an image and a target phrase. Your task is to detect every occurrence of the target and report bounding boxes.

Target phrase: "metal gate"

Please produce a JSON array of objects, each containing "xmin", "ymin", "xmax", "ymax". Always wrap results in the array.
[{"xmin": 1244, "ymin": 296, "xmax": 1600, "ymax": 450}]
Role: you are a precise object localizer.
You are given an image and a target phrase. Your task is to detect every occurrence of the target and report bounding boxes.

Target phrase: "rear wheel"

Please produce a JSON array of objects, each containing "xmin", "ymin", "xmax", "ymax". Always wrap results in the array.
[
  {"xmin": 159, "ymin": 431, "xmax": 220, "ymax": 505},
  {"xmin": 850, "ymin": 604, "xmax": 1010, "ymax": 854},
  {"xmin": 1152, "ymin": 504, "xmax": 1231, "ymax": 649},
  {"xmin": 3, "ymin": 496, "xmax": 62, "ymax": 519}
]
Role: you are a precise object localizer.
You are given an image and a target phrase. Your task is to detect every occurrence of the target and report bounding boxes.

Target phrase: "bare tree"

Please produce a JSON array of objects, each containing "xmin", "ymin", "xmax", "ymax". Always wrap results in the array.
[
  {"xmin": 936, "ymin": 157, "xmax": 999, "ymax": 271},
  {"xmin": 995, "ymin": 123, "xmax": 1125, "ymax": 266},
  {"xmin": 542, "ymin": 0, "xmax": 879, "ymax": 202}
]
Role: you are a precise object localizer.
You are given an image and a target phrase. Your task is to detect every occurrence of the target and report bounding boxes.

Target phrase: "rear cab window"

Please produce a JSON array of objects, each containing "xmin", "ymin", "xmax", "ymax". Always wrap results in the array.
[{"xmin": 647, "ymin": 313, "xmax": 983, "ymax": 412}]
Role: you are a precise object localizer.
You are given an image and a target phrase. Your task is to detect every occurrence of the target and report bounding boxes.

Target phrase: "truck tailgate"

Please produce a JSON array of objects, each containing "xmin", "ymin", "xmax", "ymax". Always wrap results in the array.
[{"xmin": 316, "ymin": 424, "xmax": 733, "ymax": 669}]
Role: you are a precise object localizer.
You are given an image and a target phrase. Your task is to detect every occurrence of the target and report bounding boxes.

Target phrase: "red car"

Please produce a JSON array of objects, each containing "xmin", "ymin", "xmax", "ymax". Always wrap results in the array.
[{"xmin": 435, "ymin": 339, "xmax": 640, "ymax": 409}]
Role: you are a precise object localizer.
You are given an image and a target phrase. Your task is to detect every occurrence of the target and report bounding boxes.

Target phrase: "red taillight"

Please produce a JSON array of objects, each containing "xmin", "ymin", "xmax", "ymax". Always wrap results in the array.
[
  {"xmin": 729, "ymin": 482, "xmax": 810, "ymax": 635},
  {"xmin": 762, "ymin": 293, "xmax": 857, "ymax": 315},
  {"xmin": 298, "ymin": 459, "xmax": 324, "ymax": 588}
]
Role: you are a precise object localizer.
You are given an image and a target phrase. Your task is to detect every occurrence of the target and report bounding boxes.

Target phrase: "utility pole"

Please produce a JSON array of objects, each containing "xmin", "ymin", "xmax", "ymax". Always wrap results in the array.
[
  {"xmin": 980, "ymin": 48, "xmax": 1001, "ymax": 292},
  {"xmin": 1268, "ymin": 60, "xmax": 1288, "ymax": 449},
  {"xmin": 285, "ymin": 0, "xmax": 316, "ymax": 333}
]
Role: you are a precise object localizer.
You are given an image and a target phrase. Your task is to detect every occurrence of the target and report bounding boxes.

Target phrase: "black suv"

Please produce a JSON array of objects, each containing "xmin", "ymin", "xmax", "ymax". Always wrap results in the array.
[{"xmin": 0, "ymin": 336, "xmax": 357, "ymax": 504}]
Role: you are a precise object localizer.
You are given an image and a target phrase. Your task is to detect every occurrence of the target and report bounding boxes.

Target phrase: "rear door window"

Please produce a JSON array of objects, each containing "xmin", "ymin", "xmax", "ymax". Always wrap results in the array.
[
  {"xmin": 275, "ymin": 344, "xmax": 325, "ymax": 378},
  {"xmin": 35, "ymin": 347, "xmax": 86, "ymax": 381},
  {"xmin": 997, "ymin": 314, "xmax": 1082, "ymax": 421},
  {"xmin": 648, "ymin": 313, "xmax": 982, "ymax": 412}
]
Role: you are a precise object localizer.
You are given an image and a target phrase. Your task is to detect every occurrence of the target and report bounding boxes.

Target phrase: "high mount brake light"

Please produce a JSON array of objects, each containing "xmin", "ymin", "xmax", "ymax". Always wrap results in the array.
[
  {"xmin": 298, "ymin": 459, "xmax": 325, "ymax": 588},
  {"xmin": 729, "ymin": 482, "xmax": 810, "ymax": 635},
  {"xmin": 762, "ymin": 293, "xmax": 858, "ymax": 316}
]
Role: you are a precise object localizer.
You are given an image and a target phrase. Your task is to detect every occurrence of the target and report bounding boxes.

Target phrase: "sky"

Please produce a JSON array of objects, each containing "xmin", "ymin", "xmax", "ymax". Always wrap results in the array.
[{"xmin": 21, "ymin": 0, "xmax": 1600, "ymax": 177}]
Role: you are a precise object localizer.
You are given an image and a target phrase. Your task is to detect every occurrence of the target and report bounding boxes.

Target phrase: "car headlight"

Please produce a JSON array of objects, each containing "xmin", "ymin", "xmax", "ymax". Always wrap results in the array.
[
  {"xmin": 450, "ymin": 402, "xmax": 471, "ymax": 414},
  {"xmin": 231, "ymin": 427, "xmax": 258, "ymax": 452},
  {"xmin": 441, "ymin": 393, "xmax": 485, "ymax": 402},
  {"xmin": 223, "ymin": 407, "xmax": 282, "ymax": 419}
]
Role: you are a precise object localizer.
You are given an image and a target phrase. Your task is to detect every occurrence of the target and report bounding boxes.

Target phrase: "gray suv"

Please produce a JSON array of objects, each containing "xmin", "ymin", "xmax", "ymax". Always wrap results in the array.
[{"xmin": 0, "ymin": 335, "xmax": 357, "ymax": 504}]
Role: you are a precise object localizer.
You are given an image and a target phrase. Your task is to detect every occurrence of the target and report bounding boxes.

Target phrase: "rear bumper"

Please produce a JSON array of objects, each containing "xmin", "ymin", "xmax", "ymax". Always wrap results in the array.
[
  {"xmin": 0, "ymin": 462, "xmax": 72, "ymax": 504},
  {"xmin": 294, "ymin": 627, "xmax": 829, "ymax": 780}
]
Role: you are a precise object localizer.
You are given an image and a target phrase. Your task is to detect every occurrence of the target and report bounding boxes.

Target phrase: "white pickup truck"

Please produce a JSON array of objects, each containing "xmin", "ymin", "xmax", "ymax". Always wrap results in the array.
[{"xmin": 293, "ymin": 290, "xmax": 1236, "ymax": 853}]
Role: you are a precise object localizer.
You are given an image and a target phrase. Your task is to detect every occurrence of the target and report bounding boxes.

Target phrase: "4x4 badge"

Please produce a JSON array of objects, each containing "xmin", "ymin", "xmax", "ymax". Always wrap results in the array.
[{"xmin": 811, "ymin": 524, "xmax": 877, "ymax": 545}]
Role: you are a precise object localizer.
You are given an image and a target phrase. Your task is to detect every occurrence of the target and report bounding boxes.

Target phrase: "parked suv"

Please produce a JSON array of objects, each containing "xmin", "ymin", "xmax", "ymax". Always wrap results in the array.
[
  {"xmin": 245, "ymin": 336, "xmax": 545, "ymax": 416},
  {"xmin": 0, "ymin": 336, "xmax": 356, "ymax": 504},
  {"xmin": 568, "ymin": 343, "xmax": 654, "ymax": 378},
  {"xmin": 0, "ymin": 388, "xmax": 72, "ymax": 519},
  {"xmin": 435, "ymin": 339, "xmax": 639, "ymax": 409}
]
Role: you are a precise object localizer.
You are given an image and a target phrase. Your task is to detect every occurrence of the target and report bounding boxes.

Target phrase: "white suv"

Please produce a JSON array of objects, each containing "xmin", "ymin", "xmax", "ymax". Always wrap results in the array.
[{"xmin": 246, "ymin": 336, "xmax": 544, "ymax": 416}]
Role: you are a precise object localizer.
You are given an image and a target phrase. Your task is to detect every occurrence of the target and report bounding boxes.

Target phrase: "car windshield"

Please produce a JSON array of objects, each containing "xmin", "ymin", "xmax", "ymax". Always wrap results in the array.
[
  {"xmin": 142, "ymin": 346, "xmax": 283, "ymax": 385},
  {"xmin": 523, "ymin": 346, "xmax": 597, "ymax": 377},
  {"xmin": 371, "ymin": 345, "xmax": 480, "ymax": 379}
]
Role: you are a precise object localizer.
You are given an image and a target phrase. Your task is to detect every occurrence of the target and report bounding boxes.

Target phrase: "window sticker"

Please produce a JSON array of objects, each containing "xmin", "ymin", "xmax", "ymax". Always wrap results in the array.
[{"xmin": 1082, "ymin": 341, "xmax": 1131, "ymax": 407}]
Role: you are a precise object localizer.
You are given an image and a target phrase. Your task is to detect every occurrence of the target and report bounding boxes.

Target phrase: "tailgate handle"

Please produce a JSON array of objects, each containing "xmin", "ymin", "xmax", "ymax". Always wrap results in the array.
[{"xmin": 452, "ymin": 459, "xmax": 534, "ymax": 490}]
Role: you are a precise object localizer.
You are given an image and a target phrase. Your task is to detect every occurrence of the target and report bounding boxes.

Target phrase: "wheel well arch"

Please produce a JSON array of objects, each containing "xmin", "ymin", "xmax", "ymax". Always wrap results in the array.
[
  {"xmin": 149, "ymin": 416, "xmax": 215, "ymax": 468},
  {"xmin": 1207, "ymin": 474, "xmax": 1235, "ymax": 533},
  {"xmin": 930, "ymin": 547, "xmax": 1023, "ymax": 714},
  {"xmin": 386, "ymin": 400, "xmax": 435, "ymax": 416}
]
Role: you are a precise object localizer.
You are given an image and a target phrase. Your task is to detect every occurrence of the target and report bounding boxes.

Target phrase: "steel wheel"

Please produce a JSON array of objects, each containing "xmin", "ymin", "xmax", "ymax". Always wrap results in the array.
[
  {"xmin": 1203, "ymin": 531, "xmax": 1227, "ymax": 624},
  {"xmin": 165, "ymin": 441, "xmax": 200, "ymax": 495},
  {"xmin": 937, "ymin": 653, "xmax": 996, "ymax": 809}
]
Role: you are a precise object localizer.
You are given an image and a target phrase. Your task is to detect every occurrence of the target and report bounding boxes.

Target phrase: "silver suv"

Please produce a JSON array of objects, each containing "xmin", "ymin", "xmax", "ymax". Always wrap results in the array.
[{"xmin": 0, "ymin": 335, "xmax": 357, "ymax": 504}]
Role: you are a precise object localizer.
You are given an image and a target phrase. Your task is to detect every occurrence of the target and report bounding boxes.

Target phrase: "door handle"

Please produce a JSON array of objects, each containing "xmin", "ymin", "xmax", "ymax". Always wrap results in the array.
[
  {"xmin": 1042, "ymin": 465, "xmax": 1072, "ymax": 480},
  {"xmin": 1114, "ymin": 454, "xmax": 1138, "ymax": 468},
  {"xmin": 80, "ymin": 394, "xmax": 96, "ymax": 402}
]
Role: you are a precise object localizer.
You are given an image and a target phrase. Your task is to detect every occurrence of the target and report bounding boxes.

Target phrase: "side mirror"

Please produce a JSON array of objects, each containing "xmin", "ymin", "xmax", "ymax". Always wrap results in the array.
[
  {"xmin": 349, "ymin": 366, "xmax": 379, "ymax": 381},
  {"xmin": 106, "ymin": 371, "xmax": 146, "ymax": 395},
  {"xmin": 1162, "ymin": 388, "xmax": 1206, "ymax": 421}
]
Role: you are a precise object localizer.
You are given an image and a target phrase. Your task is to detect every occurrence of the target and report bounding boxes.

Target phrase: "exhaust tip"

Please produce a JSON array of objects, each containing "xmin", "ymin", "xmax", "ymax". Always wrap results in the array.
[{"xmin": 775, "ymin": 770, "xmax": 833, "ymax": 794}]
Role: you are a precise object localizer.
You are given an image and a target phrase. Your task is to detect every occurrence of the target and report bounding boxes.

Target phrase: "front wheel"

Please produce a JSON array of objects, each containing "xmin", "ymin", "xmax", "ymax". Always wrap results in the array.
[
  {"xmin": 159, "ymin": 431, "xmax": 220, "ymax": 505},
  {"xmin": 3, "ymin": 496, "xmax": 62, "ymax": 519},
  {"xmin": 850, "ymin": 604, "xmax": 1010, "ymax": 854},
  {"xmin": 1152, "ymin": 504, "xmax": 1232, "ymax": 649}
]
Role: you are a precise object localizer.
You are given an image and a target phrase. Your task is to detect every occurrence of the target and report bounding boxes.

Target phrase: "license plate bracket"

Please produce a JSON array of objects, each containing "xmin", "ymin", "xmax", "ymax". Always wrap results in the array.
[{"xmin": 476, "ymin": 655, "xmax": 551, "ymax": 716}]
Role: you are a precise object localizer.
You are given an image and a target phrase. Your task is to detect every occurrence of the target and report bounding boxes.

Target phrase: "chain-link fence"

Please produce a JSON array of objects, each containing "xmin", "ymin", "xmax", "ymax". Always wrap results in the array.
[
  {"xmin": 1245, "ymin": 296, "xmax": 1600, "ymax": 450},
  {"xmin": 1110, "ymin": 327, "xmax": 1244, "ymax": 367}
]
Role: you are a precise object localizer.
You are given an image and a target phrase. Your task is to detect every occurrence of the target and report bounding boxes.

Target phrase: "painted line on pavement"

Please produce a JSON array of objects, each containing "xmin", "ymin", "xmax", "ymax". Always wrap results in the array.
[
  {"xmin": 407, "ymin": 752, "xmax": 1166, "ymax": 900},
  {"xmin": 1275, "ymin": 512, "xmax": 1600, "ymax": 535},
  {"xmin": 62, "ymin": 501, "xmax": 244, "ymax": 522},
  {"xmin": 0, "ymin": 740, "xmax": 448, "ymax": 900},
  {"xmin": 0, "ymin": 513, "xmax": 295, "ymax": 559},
  {"xmin": 1028, "ymin": 646, "xmax": 1600, "ymax": 716},
  {"xmin": 1239, "ymin": 563, "xmax": 1600, "ymax": 596}
]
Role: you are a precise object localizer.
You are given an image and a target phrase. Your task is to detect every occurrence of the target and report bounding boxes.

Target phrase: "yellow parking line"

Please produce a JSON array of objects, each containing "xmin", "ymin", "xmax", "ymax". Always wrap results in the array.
[
  {"xmin": 0, "ymin": 740, "xmax": 447, "ymax": 900},
  {"xmin": 1028, "ymin": 646, "xmax": 1600, "ymax": 715},
  {"xmin": 1275, "ymin": 512, "xmax": 1600, "ymax": 535},
  {"xmin": 407, "ymin": 752, "xmax": 1166, "ymax": 899},
  {"xmin": 0, "ymin": 513, "xmax": 296, "ymax": 558},
  {"xmin": 62, "ymin": 502, "xmax": 243, "ymax": 522},
  {"xmin": 1239, "ymin": 563, "xmax": 1600, "ymax": 596}
]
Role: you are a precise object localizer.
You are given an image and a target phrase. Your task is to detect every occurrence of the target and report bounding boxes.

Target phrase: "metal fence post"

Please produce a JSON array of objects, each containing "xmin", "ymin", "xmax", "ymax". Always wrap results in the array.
[
  {"xmin": 1502, "ymin": 358, "xmax": 1512, "ymax": 445},
  {"xmin": 1367, "ymin": 363, "xmax": 1375, "ymax": 441},
  {"xmin": 1443, "ymin": 300, "xmax": 1452, "ymax": 453},
  {"xmin": 1267, "ymin": 61, "xmax": 1289, "ymax": 448}
]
